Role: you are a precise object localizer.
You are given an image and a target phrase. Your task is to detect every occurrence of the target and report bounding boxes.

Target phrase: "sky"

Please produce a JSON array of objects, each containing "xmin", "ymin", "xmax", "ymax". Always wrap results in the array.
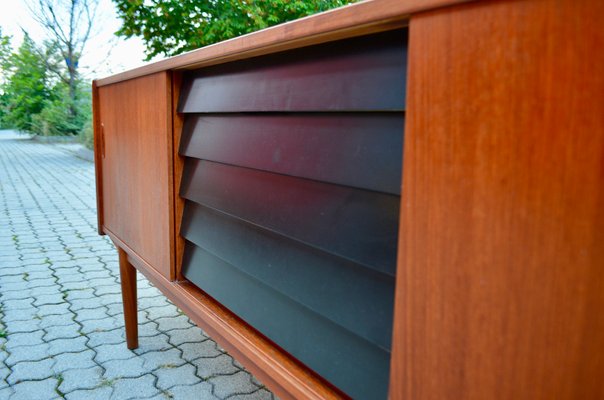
[{"xmin": 0, "ymin": 0, "xmax": 154, "ymax": 79}]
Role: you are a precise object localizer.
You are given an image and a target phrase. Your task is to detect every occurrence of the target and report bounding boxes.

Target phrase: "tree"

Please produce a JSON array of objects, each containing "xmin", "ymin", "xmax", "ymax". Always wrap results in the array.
[
  {"xmin": 113, "ymin": 0, "xmax": 355, "ymax": 60},
  {"xmin": 28, "ymin": 0, "xmax": 99, "ymax": 118},
  {"xmin": 1, "ymin": 35, "xmax": 52, "ymax": 132},
  {"xmin": 0, "ymin": 29, "xmax": 13, "ymax": 127}
]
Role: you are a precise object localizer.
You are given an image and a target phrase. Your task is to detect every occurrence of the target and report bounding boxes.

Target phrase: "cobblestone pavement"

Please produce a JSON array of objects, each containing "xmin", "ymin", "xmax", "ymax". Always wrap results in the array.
[{"xmin": 0, "ymin": 131, "xmax": 275, "ymax": 400}]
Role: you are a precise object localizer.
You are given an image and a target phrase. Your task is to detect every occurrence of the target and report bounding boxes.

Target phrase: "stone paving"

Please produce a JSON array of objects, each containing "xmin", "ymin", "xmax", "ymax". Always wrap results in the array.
[{"xmin": 0, "ymin": 131, "xmax": 275, "ymax": 400}]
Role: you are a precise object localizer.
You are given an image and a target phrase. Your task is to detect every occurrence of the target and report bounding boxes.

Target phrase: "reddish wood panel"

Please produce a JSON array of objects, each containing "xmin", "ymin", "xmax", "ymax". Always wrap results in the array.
[
  {"xmin": 391, "ymin": 0, "xmax": 604, "ymax": 399},
  {"xmin": 98, "ymin": 72, "xmax": 174, "ymax": 280}
]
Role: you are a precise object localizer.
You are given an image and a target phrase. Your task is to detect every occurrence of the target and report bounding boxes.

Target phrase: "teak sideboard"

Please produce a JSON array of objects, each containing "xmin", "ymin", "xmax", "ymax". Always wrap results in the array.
[{"xmin": 93, "ymin": 0, "xmax": 604, "ymax": 398}]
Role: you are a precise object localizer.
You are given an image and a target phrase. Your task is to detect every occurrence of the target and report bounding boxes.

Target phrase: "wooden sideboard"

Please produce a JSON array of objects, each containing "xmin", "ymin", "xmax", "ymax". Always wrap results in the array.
[{"xmin": 93, "ymin": 0, "xmax": 604, "ymax": 398}]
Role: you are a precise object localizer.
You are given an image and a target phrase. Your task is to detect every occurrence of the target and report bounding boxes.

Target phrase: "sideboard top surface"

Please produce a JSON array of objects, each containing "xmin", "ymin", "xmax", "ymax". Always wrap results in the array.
[{"xmin": 95, "ymin": 0, "xmax": 474, "ymax": 87}]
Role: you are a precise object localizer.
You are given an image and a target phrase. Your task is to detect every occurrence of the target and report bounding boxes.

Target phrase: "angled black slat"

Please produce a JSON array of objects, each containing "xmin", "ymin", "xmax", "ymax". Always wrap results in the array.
[
  {"xmin": 180, "ymin": 159, "xmax": 399, "ymax": 276},
  {"xmin": 178, "ymin": 29, "xmax": 407, "ymax": 112},
  {"xmin": 179, "ymin": 113, "xmax": 404, "ymax": 195},
  {"xmin": 181, "ymin": 201, "xmax": 395, "ymax": 350},
  {"xmin": 182, "ymin": 241, "xmax": 391, "ymax": 400}
]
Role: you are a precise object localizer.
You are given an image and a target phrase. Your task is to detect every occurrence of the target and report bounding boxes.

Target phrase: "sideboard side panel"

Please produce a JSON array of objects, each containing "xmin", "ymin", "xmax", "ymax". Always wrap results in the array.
[
  {"xmin": 98, "ymin": 72, "xmax": 174, "ymax": 279},
  {"xmin": 391, "ymin": 0, "xmax": 604, "ymax": 399},
  {"xmin": 92, "ymin": 80, "xmax": 104, "ymax": 235}
]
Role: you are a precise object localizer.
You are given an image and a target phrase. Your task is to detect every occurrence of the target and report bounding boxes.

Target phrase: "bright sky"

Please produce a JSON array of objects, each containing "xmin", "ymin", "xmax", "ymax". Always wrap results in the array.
[{"xmin": 0, "ymin": 0, "xmax": 155, "ymax": 79}]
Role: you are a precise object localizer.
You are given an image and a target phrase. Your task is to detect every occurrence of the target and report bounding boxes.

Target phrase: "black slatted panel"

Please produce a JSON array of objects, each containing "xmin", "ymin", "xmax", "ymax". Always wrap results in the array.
[
  {"xmin": 182, "ymin": 241, "xmax": 391, "ymax": 400},
  {"xmin": 181, "ymin": 201, "xmax": 395, "ymax": 350},
  {"xmin": 179, "ymin": 114, "xmax": 404, "ymax": 195},
  {"xmin": 178, "ymin": 30, "xmax": 407, "ymax": 112},
  {"xmin": 178, "ymin": 28, "xmax": 407, "ymax": 400},
  {"xmin": 180, "ymin": 159, "xmax": 399, "ymax": 276}
]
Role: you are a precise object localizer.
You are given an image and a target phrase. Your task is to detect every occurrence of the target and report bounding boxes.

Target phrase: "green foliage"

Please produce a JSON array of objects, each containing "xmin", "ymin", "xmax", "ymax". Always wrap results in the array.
[
  {"xmin": 0, "ymin": 34, "xmax": 91, "ymax": 136},
  {"xmin": 1, "ymin": 35, "xmax": 51, "ymax": 132},
  {"xmin": 79, "ymin": 118, "xmax": 94, "ymax": 150},
  {"xmin": 113, "ymin": 0, "xmax": 356, "ymax": 60},
  {"xmin": 30, "ymin": 83, "xmax": 91, "ymax": 136}
]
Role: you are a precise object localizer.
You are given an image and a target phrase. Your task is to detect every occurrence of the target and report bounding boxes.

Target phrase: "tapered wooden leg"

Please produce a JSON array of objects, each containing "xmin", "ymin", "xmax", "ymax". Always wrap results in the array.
[{"xmin": 118, "ymin": 247, "xmax": 138, "ymax": 349}]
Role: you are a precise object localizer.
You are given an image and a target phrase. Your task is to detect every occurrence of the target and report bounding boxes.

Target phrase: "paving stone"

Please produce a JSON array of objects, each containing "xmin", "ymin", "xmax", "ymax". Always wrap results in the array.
[
  {"xmin": 102, "ymin": 357, "xmax": 147, "ymax": 380},
  {"xmin": 76, "ymin": 306, "xmax": 109, "ymax": 322},
  {"xmin": 0, "ymin": 364, "xmax": 10, "ymax": 384},
  {"xmin": 48, "ymin": 336, "xmax": 88, "ymax": 355},
  {"xmin": 30, "ymin": 285, "xmax": 64, "ymax": 296},
  {"xmin": 44, "ymin": 323, "xmax": 81, "ymax": 341},
  {"xmin": 52, "ymin": 350, "xmax": 97, "ymax": 373},
  {"xmin": 4, "ymin": 330, "xmax": 45, "ymax": 350},
  {"xmin": 94, "ymin": 342, "xmax": 137, "ymax": 363},
  {"xmin": 167, "ymin": 326, "xmax": 207, "ymax": 346},
  {"xmin": 93, "ymin": 285, "xmax": 122, "ymax": 296},
  {"xmin": 139, "ymin": 348, "xmax": 186, "ymax": 371},
  {"xmin": 64, "ymin": 288, "xmax": 96, "ymax": 300},
  {"xmin": 155, "ymin": 315, "xmax": 195, "ymax": 332},
  {"xmin": 98, "ymin": 293, "xmax": 123, "ymax": 307},
  {"xmin": 5, "ymin": 343, "xmax": 50, "ymax": 365},
  {"xmin": 2, "ymin": 306, "xmax": 38, "ymax": 322},
  {"xmin": 37, "ymin": 302, "xmax": 71, "ymax": 317},
  {"xmin": 56, "ymin": 273, "xmax": 87, "ymax": 284},
  {"xmin": 210, "ymin": 371, "xmax": 259, "ymax": 398},
  {"xmin": 164, "ymin": 381, "xmax": 216, "ymax": 400},
  {"xmin": 0, "ymin": 386, "xmax": 11, "ymax": 398},
  {"xmin": 111, "ymin": 375, "xmax": 159, "ymax": 400},
  {"xmin": 59, "ymin": 366, "xmax": 104, "ymax": 393},
  {"xmin": 139, "ymin": 296, "xmax": 170, "ymax": 310},
  {"xmin": 193, "ymin": 354, "xmax": 240, "ymax": 379},
  {"xmin": 65, "ymin": 386, "xmax": 113, "ymax": 400},
  {"xmin": 86, "ymin": 328, "xmax": 124, "ymax": 347},
  {"xmin": 154, "ymin": 363, "xmax": 200, "ymax": 391},
  {"xmin": 229, "ymin": 389, "xmax": 275, "ymax": 400},
  {"xmin": 79, "ymin": 316, "xmax": 122, "ymax": 333},
  {"xmin": 0, "ymin": 289, "xmax": 32, "ymax": 301},
  {"xmin": 9, "ymin": 377, "xmax": 60, "ymax": 400},
  {"xmin": 7, "ymin": 358, "xmax": 55, "ymax": 384},
  {"xmin": 38, "ymin": 313, "xmax": 74, "ymax": 329},
  {"xmin": 33, "ymin": 293, "xmax": 65, "ymax": 306},
  {"xmin": 180, "ymin": 341, "xmax": 223, "ymax": 362},
  {"xmin": 139, "ymin": 321, "xmax": 161, "ymax": 338},
  {"xmin": 105, "ymin": 303, "xmax": 124, "ymax": 317},
  {"xmin": 0, "ymin": 275, "xmax": 26, "ymax": 285},
  {"xmin": 87, "ymin": 277, "xmax": 119, "ymax": 288},
  {"xmin": 145, "ymin": 305, "xmax": 180, "ymax": 322},
  {"xmin": 134, "ymin": 333, "xmax": 172, "ymax": 354}
]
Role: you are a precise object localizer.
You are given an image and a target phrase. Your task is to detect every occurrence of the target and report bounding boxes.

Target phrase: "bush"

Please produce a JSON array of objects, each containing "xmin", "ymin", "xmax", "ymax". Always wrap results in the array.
[
  {"xmin": 29, "ymin": 83, "xmax": 91, "ymax": 137},
  {"xmin": 79, "ymin": 118, "xmax": 93, "ymax": 150}
]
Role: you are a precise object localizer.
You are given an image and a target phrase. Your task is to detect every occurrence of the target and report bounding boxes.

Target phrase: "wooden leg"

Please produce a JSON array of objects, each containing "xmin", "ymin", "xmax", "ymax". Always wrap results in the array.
[{"xmin": 118, "ymin": 247, "xmax": 138, "ymax": 349}]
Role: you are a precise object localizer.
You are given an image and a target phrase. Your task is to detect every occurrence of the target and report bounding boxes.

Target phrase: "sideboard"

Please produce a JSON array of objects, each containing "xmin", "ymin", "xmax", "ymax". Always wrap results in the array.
[{"xmin": 93, "ymin": 0, "xmax": 604, "ymax": 398}]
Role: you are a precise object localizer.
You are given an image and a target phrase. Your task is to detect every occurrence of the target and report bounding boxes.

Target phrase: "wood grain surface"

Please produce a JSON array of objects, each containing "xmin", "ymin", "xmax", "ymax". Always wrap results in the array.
[
  {"xmin": 98, "ymin": 72, "xmax": 174, "ymax": 280},
  {"xmin": 171, "ymin": 71, "xmax": 185, "ymax": 282},
  {"xmin": 390, "ymin": 0, "xmax": 604, "ymax": 398},
  {"xmin": 95, "ymin": 0, "xmax": 475, "ymax": 86},
  {"xmin": 118, "ymin": 245, "xmax": 138, "ymax": 349},
  {"xmin": 92, "ymin": 80, "xmax": 104, "ymax": 235}
]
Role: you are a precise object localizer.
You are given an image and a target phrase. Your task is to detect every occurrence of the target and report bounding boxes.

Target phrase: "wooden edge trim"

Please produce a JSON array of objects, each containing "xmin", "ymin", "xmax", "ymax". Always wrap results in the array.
[
  {"xmin": 92, "ymin": 80, "xmax": 104, "ymax": 235},
  {"xmin": 171, "ymin": 71, "xmax": 186, "ymax": 282},
  {"xmin": 164, "ymin": 71, "xmax": 176, "ymax": 282},
  {"xmin": 95, "ymin": 0, "xmax": 475, "ymax": 86},
  {"xmin": 105, "ymin": 230, "xmax": 346, "ymax": 400}
]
